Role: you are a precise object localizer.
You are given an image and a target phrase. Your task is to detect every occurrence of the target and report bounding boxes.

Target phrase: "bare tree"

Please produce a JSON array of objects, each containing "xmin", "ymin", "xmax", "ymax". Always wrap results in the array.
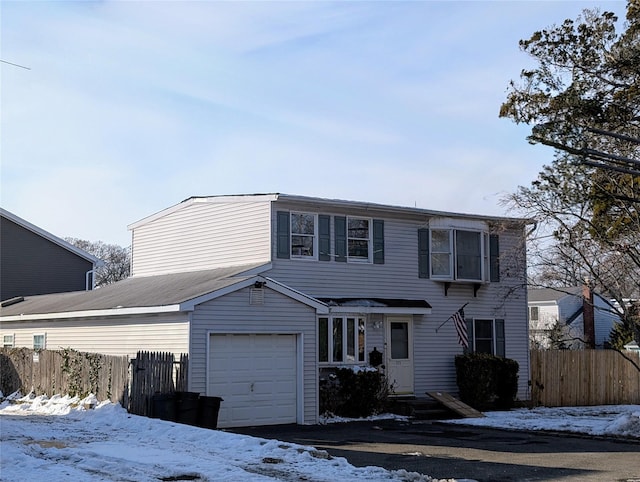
[{"xmin": 66, "ymin": 238, "xmax": 131, "ymax": 287}]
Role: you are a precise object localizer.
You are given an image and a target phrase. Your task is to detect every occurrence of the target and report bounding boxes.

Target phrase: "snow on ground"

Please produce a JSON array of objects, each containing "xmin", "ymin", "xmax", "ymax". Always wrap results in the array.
[
  {"xmin": 0, "ymin": 391, "xmax": 442, "ymax": 482},
  {"xmin": 442, "ymin": 404, "xmax": 640, "ymax": 439},
  {"xmin": 1, "ymin": 390, "xmax": 639, "ymax": 482}
]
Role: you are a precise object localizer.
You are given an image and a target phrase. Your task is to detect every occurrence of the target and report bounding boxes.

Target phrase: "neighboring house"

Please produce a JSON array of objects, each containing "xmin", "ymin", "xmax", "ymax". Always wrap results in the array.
[
  {"xmin": 528, "ymin": 286, "xmax": 620, "ymax": 349},
  {"xmin": 0, "ymin": 208, "xmax": 103, "ymax": 302},
  {"xmin": 0, "ymin": 194, "xmax": 531, "ymax": 427}
]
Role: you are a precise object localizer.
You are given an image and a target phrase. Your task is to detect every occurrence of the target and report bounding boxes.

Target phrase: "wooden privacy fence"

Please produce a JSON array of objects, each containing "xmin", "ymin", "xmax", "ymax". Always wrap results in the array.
[
  {"xmin": 129, "ymin": 351, "xmax": 188, "ymax": 417},
  {"xmin": 530, "ymin": 349, "xmax": 640, "ymax": 407},
  {"xmin": 0, "ymin": 347, "xmax": 129, "ymax": 405}
]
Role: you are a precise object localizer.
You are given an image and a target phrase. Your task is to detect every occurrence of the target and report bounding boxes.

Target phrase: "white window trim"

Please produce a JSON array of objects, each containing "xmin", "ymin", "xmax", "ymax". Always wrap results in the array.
[
  {"xmin": 430, "ymin": 229, "xmax": 453, "ymax": 279},
  {"xmin": 3, "ymin": 334, "xmax": 15, "ymax": 348},
  {"xmin": 318, "ymin": 316, "xmax": 366, "ymax": 365},
  {"xmin": 290, "ymin": 212, "xmax": 318, "ymax": 260},
  {"xmin": 33, "ymin": 333, "xmax": 46, "ymax": 351},
  {"xmin": 347, "ymin": 216, "xmax": 372, "ymax": 263},
  {"xmin": 469, "ymin": 318, "xmax": 501, "ymax": 355},
  {"xmin": 430, "ymin": 228, "xmax": 489, "ymax": 282}
]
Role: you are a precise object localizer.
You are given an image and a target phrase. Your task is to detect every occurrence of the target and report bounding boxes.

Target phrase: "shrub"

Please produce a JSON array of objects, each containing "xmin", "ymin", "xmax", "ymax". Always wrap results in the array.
[
  {"xmin": 319, "ymin": 367, "xmax": 390, "ymax": 418},
  {"xmin": 455, "ymin": 353, "xmax": 519, "ymax": 410}
]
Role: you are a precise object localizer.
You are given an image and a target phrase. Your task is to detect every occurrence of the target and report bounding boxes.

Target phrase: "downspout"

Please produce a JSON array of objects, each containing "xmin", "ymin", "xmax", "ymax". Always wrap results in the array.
[{"xmin": 85, "ymin": 269, "xmax": 95, "ymax": 290}]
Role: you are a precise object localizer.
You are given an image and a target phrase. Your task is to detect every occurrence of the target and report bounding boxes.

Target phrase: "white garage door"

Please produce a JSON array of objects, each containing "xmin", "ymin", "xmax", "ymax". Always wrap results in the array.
[{"xmin": 208, "ymin": 333, "xmax": 298, "ymax": 428}]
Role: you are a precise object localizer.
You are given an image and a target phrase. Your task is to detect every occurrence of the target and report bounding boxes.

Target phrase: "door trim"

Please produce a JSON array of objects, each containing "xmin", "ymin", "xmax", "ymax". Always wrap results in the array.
[{"xmin": 385, "ymin": 316, "xmax": 414, "ymax": 395}]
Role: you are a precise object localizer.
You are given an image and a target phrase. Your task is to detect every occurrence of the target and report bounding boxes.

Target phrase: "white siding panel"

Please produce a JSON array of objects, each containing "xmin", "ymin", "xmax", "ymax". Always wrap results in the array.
[
  {"xmin": 270, "ymin": 204, "xmax": 530, "ymax": 401},
  {"xmin": 131, "ymin": 201, "xmax": 271, "ymax": 277},
  {"xmin": 191, "ymin": 287, "xmax": 318, "ymax": 424},
  {"xmin": 1, "ymin": 313, "xmax": 189, "ymax": 358}
]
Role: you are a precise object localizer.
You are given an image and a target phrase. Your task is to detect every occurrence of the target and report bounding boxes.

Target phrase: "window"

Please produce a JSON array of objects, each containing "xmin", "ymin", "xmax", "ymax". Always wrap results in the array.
[
  {"xmin": 33, "ymin": 334, "xmax": 46, "ymax": 351},
  {"xmin": 290, "ymin": 212, "xmax": 316, "ymax": 258},
  {"xmin": 466, "ymin": 319, "xmax": 505, "ymax": 356},
  {"xmin": 529, "ymin": 306, "xmax": 539, "ymax": 321},
  {"xmin": 347, "ymin": 217, "xmax": 371, "ymax": 262},
  {"xmin": 318, "ymin": 316, "xmax": 366, "ymax": 364},
  {"xmin": 3, "ymin": 334, "xmax": 14, "ymax": 348},
  {"xmin": 429, "ymin": 229, "xmax": 489, "ymax": 282}
]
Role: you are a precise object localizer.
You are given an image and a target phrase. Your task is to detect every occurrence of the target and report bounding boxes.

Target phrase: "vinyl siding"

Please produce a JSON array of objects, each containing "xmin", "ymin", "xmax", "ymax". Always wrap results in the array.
[
  {"xmin": 0, "ymin": 313, "xmax": 189, "ymax": 358},
  {"xmin": 190, "ymin": 286, "xmax": 318, "ymax": 424},
  {"xmin": 1, "ymin": 217, "xmax": 95, "ymax": 300},
  {"xmin": 269, "ymin": 203, "xmax": 530, "ymax": 399},
  {"xmin": 131, "ymin": 201, "xmax": 271, "ymax": 277}
]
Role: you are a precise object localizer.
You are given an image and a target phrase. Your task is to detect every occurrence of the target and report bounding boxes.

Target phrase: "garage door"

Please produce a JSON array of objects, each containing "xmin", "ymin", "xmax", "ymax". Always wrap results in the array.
[{"xmin": 208, "ymin": 333, "xmax": 298, "ymax": 428}]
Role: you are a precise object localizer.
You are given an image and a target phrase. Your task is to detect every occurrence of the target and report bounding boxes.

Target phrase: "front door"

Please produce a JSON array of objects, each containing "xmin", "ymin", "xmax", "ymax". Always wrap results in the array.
[{"xmin": 385, "ymin": 316, "xmax": 414, "ymax": 395}]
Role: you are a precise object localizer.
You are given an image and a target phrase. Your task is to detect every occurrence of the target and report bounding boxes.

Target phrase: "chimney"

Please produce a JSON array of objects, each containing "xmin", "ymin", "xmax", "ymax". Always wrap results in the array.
[{"xmin": 582, "ymin": 282, "xmax": 595, "ymax": 349}]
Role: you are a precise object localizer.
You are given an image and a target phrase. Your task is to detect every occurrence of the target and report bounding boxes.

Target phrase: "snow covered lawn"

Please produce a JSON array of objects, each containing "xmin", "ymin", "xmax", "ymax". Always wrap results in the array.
[
  {"xmin": 1, "ymin": 390, "xmax": 639, "ymax": 482},
  {"xmin": 0, "ymin": 392, "xmax": 439, "ymax": 482}
]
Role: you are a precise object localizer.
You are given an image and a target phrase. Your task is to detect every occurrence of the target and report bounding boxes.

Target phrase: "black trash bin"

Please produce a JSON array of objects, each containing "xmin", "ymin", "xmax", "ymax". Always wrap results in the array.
[
  {"xmin": 175, "ymin": 391, "xmax": 200, "ymax": 426},
  {"xmin": 151, "ymin": 392, "xmax": 176, "ymax": 421},
  {"xmin": 198, "ymin": 396, "xmax": 223, "ymax": 429}
]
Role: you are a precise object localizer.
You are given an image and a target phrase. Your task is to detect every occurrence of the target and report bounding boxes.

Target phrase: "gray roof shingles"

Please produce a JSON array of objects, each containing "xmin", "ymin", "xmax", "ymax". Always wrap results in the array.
[{"xmin": 0, "ymin": 264, "xmax": 266, "ymax": 317}]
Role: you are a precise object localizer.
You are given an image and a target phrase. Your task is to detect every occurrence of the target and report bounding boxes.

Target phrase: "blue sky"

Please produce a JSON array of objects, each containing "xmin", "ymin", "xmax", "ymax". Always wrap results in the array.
[{"xmin": 1, "ymin": 1, "xmax": 627, "ymax": 247}]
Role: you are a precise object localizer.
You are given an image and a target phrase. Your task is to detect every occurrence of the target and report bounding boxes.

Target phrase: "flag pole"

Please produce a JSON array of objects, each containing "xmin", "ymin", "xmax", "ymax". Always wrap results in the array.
[{"xmin": 435, "ymin": 302, "xmax": 469, "ymax": 332}]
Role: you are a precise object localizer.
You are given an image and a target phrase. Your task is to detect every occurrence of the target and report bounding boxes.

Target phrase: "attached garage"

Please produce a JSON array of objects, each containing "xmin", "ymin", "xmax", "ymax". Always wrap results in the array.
[{"xmin": 208, "ymin": 333, "xmax": 299, "ymax": 427}]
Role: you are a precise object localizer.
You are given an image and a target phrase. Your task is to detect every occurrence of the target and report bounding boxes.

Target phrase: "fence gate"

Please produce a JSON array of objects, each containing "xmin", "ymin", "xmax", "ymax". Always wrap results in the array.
[{"xmin": 129, "ymin": 351, "xmax": 188, "ymax": 417}]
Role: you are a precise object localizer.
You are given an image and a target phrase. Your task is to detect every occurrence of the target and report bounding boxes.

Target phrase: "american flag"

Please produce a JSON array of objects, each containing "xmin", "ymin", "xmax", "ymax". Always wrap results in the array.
[{"xmin": 452, "ymin": 308, "xmax": 469, "ymax": 348}]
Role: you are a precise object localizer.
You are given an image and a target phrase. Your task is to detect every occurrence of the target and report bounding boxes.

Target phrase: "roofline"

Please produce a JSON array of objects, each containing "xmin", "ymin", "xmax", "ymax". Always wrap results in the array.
[
  {"xmin": 179, "ymin": 275, "xmax": 329, "ymax": 313},
  {"xmin": 328, "ymin": 306, "xmax": 432, "ymax": 315},
  {"xmin": 1, "ymin": 304, "xmax": 182, "ymax": 322},
  {"xmin": 128, "ymin": 193, "xmax": 532, "ymax": 231},
  {"xmin": 127, "ymin": 194, "xmax": 279, "ymax": 230},
  {"xmin": 2, "ymin": 273, "xmax": 329, "ymax": 321},
  {"xmin": 0, "ymin": 208, "xmax": 104, "ymax": 267},
  {"xmin": 274, "ymin": 194, "xmax": 532, "ymax": 224}
]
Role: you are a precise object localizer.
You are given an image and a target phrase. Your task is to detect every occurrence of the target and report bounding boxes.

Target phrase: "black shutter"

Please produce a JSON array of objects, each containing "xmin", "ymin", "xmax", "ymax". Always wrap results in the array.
[
  {"xmin": 334, "ymin": 216, "xmax": 347, "ymax": 262},
  {"xmin": 276, "ymin": 211, "xmax": 290, "ymax": 259},
  {"xmin": 495, "ymin": 319, "xmax": 505, "ymax": 357},
  {"xmin": 418, "ymin": 228, "xmax": 430, "ymax": 278},
  {"xmin": 490, "ymin": 234, "xmax": 500, "ymax": 282},
  {"xmin": 319, "ymin": 215, "xmax": 331, "ymax": 261},
  {"xmin": 465, "ymin": 318, "xmax": 474, "ymax": 353},
  {"xmin": 373, "ymin": 219, "xmax": 384, "ymax": 264}
]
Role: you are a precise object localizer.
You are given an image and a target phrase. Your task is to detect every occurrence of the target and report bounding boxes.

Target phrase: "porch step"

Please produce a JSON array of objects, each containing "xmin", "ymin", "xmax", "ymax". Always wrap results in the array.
[{"xmin": 387, "ymin": 397, "xmax": 457, "ymax": 420}]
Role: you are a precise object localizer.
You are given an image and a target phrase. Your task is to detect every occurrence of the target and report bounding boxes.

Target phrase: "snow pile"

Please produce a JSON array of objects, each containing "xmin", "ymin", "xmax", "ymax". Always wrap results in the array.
[{"xmin": 443, "ymin": 404, "xmax": 640, "ymax": 439}]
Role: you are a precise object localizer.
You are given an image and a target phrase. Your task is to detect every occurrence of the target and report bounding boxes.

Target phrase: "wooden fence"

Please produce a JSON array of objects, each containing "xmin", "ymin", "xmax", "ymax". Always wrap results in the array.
[
  {"xmin": 129, "ymin": 351, "xmax": 188, "ymax": 417},
  {"xmin": 530, "ymin": 349, "xmax": 640, "ymax": 407},
  {"xmin": 0, "ymin": 347, "xmax": 129, "ymax": 405}
]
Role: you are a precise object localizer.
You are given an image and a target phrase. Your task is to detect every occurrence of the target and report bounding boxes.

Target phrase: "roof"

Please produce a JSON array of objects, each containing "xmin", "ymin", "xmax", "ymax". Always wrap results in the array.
[
  {"xmin": 0, "ymin": 264, "xmax": 271, "ymax": 320},
  {"xmin": 528, "ymin": 286, "xmax": 583, "ymax": 303},
  {"xmin": 128, "ymin": 193, "xmax": 532, "ymax": 230},
  {"xmin": 319, "ymin": 297, "xmax": 432, "ymax": 314},
  {"xmin": 0, "ymin": 208, "xmax": 103, "ymax": 267}
]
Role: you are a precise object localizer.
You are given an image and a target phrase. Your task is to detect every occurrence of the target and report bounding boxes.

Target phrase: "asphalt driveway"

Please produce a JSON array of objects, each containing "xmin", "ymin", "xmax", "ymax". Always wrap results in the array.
[{"xmin": 229, "ymin": 419, "xmax": 640, "ymax": 482}]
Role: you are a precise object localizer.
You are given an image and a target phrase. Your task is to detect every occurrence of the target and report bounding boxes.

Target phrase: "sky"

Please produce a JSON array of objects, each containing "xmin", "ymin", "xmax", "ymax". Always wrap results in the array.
[
  {"xmin": 1, "ymin": 391, "xmax": 639, "ymax": 482},
  {"xmin": 0, "ymin": 1, "xmax": 629, "ymax": 247}
]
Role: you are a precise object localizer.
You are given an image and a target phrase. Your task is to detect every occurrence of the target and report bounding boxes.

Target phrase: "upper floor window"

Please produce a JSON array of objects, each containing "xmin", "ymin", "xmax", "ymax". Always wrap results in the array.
[
  {"xmin": 430, "ymin": 229, "xmax": 486, "ymax": 281},
  {"xmin": 318, "ymin": 316, "xmax": 366, "ymax": 364},
  {"xmin": 529, "ymin": 306, "xmax": 539, "ymax": 321},
  {"xmin": 33, "ymin": 333, "xmax": 46, "ymax": 351},
  {"xmin": 290, "ymin": 212, "xmax": 316, "ymax": 258},
  {"xmin": 277, "ymin": 211, "xmax": 383, "ymax": 264},
  {"xmin": 347, "ymin": 217, "xmax": 371, "ymax": 262},
  {"xmin": 419, "ymin": 228, "xmax": 498, "ymax": 282},
  {"xmin": 3, "ymin": 334, "xmax": 14, "ymax": 348}
]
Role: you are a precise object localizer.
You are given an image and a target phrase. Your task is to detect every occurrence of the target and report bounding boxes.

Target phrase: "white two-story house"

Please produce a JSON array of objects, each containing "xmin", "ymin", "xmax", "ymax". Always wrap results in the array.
[{"xmin": 1, "ymin": 194, "xmax": 531, "ymax": 427}]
